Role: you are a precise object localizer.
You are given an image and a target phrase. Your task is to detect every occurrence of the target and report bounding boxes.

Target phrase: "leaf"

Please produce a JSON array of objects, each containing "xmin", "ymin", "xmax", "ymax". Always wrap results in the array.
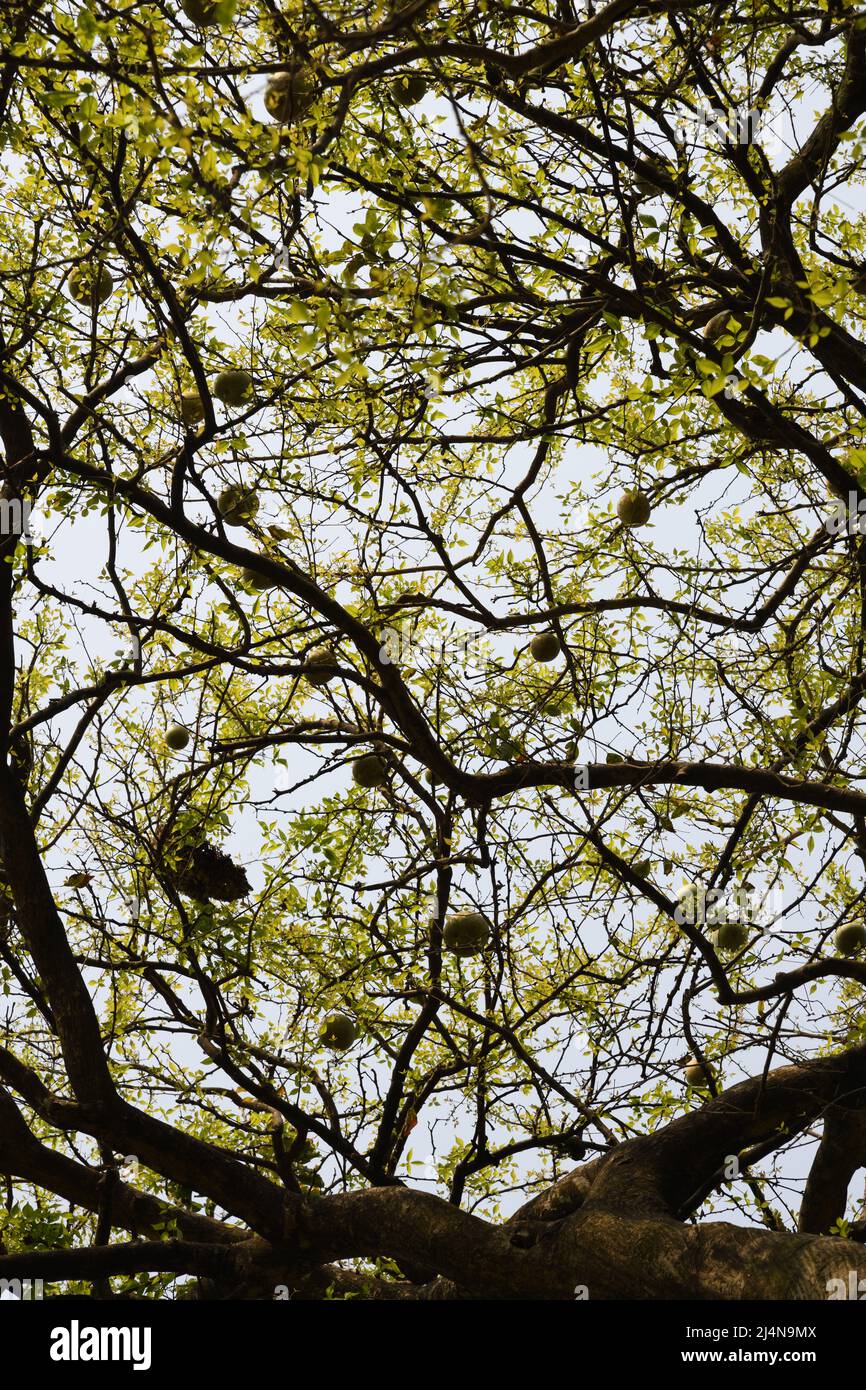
[
  {"xmin": 64, "ymin": 872, "xmax": 93, "ymax": 889},
  {"xmin": 40, "ymin": 91, "xmax": 80, "ymax": 108}
]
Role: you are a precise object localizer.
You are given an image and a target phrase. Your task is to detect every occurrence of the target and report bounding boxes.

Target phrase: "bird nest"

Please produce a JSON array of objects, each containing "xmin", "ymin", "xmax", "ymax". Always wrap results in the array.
[{"xmin": 167, "ymin": 840, "xmax": 250, "ymax": 903}]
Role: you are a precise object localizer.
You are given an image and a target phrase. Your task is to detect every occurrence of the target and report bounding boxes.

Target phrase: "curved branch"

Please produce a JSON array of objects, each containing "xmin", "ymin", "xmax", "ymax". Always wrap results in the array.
[{"xmin": 800, "ymin": 1108, "xmax": 866, "ymax": 1235}]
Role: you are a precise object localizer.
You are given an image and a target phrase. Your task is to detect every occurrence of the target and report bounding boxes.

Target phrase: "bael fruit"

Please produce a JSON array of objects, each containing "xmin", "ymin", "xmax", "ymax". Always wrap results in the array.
[
  {"xmin": 180, "ymin": 0, "xmax": 221, "ymax": 23},
  {"xmin": 320, "ymin": 1012, "xmax": 358, "ymax": 1050},
  {"xmin": 530, "ymin": 631, "xmax": 561, "ymax": 663},
  {"xmin": 712, "ymin": 920, "xmax": 750, "ymax": 953},
  {"xmin": 351, "ymin": 753, "xmax": 388, "ymax": 788},
  {"xmin": 165, "ymin": 723, "xmax": 190, "ymax": 751},
  {"xmin": 684, "ymin": 1056, "xmax": 713, "ymax": 1088},
  {"xmin": 218, "ymin": 485, "xmax": 259, "ymax": 525},
  {"xmin": 835, "ymin": 922, "xmax": 866, "ymax": 956},
  {"xmin": 303, "ymin": 646, "xmax": 339, "ymax": 686},
  {"xmin": 180, "ymin": 391, "xmax": 205, "ymax": 425},
  {"xmin": 443, "ymin": 910, "xmax": 490, "ymax": 957},
  {"xmin": 616, "ymin": 489, "xmax": 652, "ymax": 528},
  {"xmin": 393, "ymin": 74, "xmax": 428, "ymax": 106},
  {"xmin": 213, "ymin": 369, "xmax": 253, "ymax": 405},
  {"xmin": 67, "ymin": 263, "xmax": 114, "ymax": 307},
  {"xmin": 264, "ymin": 68, "xmax": 317, "ymax": 125},
  {"xmin": 241, "ymin": 566, "xmax": 277, "ymax": 591},
  {"xmin": 704, "ymin": 310, "xmax": 737, "ymax": 341}
]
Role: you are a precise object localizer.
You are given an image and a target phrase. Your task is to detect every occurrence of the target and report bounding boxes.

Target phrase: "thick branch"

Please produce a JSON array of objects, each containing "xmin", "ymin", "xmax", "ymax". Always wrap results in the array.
[
  {"xmin": 800, "ymin": 1108, "xmax": 866, "ymax": 1236},
  {"xmin": 0, "ymin": 1085, "xmax": 244, "ymax": 1247}
]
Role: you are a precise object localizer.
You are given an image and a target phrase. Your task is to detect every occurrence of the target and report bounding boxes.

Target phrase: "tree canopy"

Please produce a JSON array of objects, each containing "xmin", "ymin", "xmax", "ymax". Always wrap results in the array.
[{"xmin": 3, "ymin": 0, "xmax": 866, "ymax": 1301}]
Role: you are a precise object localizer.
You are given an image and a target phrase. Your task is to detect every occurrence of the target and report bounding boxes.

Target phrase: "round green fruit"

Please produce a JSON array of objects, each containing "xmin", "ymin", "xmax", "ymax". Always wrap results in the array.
[
  {"xmin": 393, "ymin": 74, "xmax": 428, "ymax": 106},
  {"xmin": 704, "ymin": 310, "xmax": 735, "ymax": 341},
  {"xmin": 443, "ymin": 910, "xmax": 490, "ymax": 957},
  {"xmin": 530, "ymin": 631, "xmax": 561, "ymax": 663},
  {"xmin": 616, "ymin": 489, "xmax": 652, "ymax": 528},
  {"xmin": 351, "ymin": 753, "xmax": 388, "ymax": 788},
  {"xmin": 180, "ymin": 391, "xmax": 205, "ymax": 426},
  {"xmin": 320, "ymin": 1012, "xmax": 358, "ymax": 1051},
  {"xmin": 712, "ymin": 920, "xmax": 749, "ymax": 953},
  {"xmin": 303, "ymin": 646, "xmax": 339, "ymax": 686},
  {"xmin": 264, "ymin": 68, "xmax": 317, "ymax": 124},
  {"xmin": 218, "ymin": 486, "xmax": 259, "ymax": 525},
  {"xmin": 835, "ymin": 922, "xmax": 866, "ymax": 956},
  {"xmin": 180, "ymin": 0, "xmax": 221, "ymax": 22},
  {"xmin": 212, "ymin": 369, "xmax": 253, "ymax": 405},
  {"xmin": 67, "ymin": 263, "xmax": 114, "ymax": 307},
  {"xmin": 165, "ymin": 723, "xmax": 190, "ymax": 751},
  {"xmin": 684, "ymin": 1056, "xmax": 713, "ymax": 1088},
  {"xmin": 241, "ymin": 566, "xmax": 277, "ymax": 591}
]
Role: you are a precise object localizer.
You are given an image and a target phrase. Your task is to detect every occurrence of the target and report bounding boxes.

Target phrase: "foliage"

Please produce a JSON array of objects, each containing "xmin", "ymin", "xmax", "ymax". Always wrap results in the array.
[{"xmin": 1, "ymin": 0, "xmax": 866, "ymax": 1299}]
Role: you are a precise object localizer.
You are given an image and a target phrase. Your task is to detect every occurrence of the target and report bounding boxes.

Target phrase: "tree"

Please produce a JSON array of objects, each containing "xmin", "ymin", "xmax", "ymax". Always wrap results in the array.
[{"xmin": 2, "ymin": 0, "xmax": 866, "ymax": 1302}]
